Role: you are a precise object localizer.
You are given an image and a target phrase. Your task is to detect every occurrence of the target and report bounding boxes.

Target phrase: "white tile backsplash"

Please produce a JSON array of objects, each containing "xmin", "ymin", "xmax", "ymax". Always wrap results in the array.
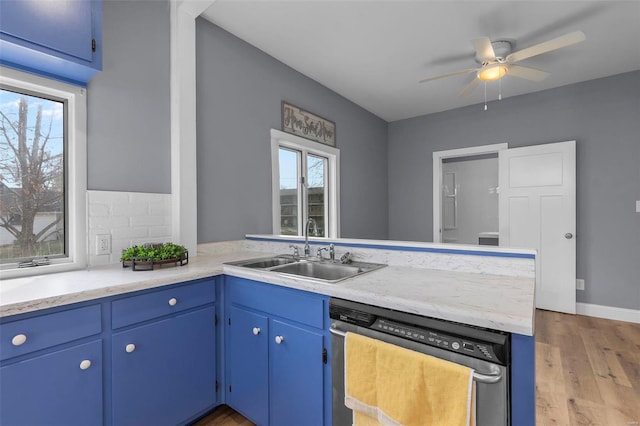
[{"xmin": 87, "ymin": 191, "xmax": 172, "ymax": 266}]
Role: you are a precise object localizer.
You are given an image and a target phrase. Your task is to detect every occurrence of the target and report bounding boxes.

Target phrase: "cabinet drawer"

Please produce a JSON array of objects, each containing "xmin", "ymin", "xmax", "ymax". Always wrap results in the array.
[
  {"xmin": 112, "ymin": 280, "xmax": 216, "ymax": 329},
  {"xmin": 0, "ymin": 304, "xmax": 102, "ymax": 361},
  {"xmin": 226, "ymin": 277, "xmax": 325, "ymax": 329}
]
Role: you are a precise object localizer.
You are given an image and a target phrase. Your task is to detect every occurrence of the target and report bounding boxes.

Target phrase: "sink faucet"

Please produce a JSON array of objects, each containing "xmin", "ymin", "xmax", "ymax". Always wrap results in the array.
[
  {"xmin": 304, "ymin": 218, "xmax": 318, "ymax": 257},
  {"xmin": 289, "ymin": 244, "xmax": 300, "ymax": 258},
  {"xmin": 317, "ymin": 243, "xmax": 335, "ymax": 261},
  {"xmin": 317, "ymin": 247, "xmax": 328, "ymax": 260}
]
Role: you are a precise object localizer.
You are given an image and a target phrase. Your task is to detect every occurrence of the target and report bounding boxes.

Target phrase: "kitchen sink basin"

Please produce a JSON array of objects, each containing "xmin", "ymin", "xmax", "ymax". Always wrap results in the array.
[
  {"xmin": 225, "ymin": 256, "xmax": 297, "ymax": 269},
  {"xmin": 271, "ymin": 261, "xmax": 365, "ymax": 282},
  {"xmin": 225, "ymin": 256, "xmax": 386, "ymax": 283}
]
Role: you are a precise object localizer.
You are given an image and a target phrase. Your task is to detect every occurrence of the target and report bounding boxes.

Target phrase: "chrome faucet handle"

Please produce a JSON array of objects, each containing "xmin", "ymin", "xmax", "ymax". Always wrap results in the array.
[
  {"xmin": 340, "ymin": 252, "xmax": 352, "ymax": 264},
  {"xmin": 317, "ymin": 247, "xmax": 329, "ymax": 260},
  {"xmin": 289, "ymin": 244, "xmax": 300, "ymax": 257},
  {"xmin": 329, "ymin": 244, "xmax": 335, "ymax": 261}
]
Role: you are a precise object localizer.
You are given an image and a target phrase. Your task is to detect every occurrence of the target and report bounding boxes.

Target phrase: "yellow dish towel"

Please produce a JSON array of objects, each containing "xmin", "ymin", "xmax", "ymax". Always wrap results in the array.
[{"xmin": 345, "ymin": 332, "xmax": 476, "ymax": 426}]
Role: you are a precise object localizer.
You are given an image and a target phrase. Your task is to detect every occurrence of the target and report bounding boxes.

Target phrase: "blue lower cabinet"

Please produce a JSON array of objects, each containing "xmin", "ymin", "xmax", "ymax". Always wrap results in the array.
[
  {"xmin": 269, "ymin": 319, "xmax": 324, "ymax": 426},
  {"xmin": 227, "ymin": 306, "xmax": 270, "ymax": 425},
  {"xmin": 511, "ymin": 333, "xmax": 536, "ymax": 426},
  {"xmin": 0, "ymin": 340, "xmax": 103, "ymax": 426},
  {"xmin": 225, "ymin": 276, "xmax": 329, "ymax": 426},
  {"xmin": 112, "ymin": 307, "xmax": 216, "ymax": 426}
]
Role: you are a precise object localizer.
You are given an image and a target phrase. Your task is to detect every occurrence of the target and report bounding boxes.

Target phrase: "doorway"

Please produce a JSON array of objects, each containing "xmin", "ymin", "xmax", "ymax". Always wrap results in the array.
[
  {"xmin": 441, "ymin": 153, "xmax": 499, "ymax": 245},
  {"xmin": 432, "ymin": 143, "xmax": 507, "ymax": 245}
]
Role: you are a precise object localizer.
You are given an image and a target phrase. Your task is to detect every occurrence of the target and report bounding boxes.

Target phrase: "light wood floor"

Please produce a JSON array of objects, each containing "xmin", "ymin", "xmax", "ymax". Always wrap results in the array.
[
  {"xmin": 194, "ymin": 404, "xmax": 255, "ymax": 426},
  {"xmin": 535, "ymin": 310, "xmax": 639, "ymax": 425},
  {"xmin": 195, "ymin": 310, "xmax": 640, "ymax": 425}
]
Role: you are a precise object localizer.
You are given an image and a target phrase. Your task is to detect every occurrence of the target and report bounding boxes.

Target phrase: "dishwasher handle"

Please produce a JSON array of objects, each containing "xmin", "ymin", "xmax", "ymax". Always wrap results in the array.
[{"xmin": 329, "ymin": 326, "xmax": 504, "ymax": 385}]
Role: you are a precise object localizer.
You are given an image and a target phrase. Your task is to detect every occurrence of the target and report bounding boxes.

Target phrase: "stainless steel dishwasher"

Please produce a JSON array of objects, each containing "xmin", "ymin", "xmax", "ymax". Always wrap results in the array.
[{"xmin": 329, "ymin": 298, "xmax": 510, "ymax": 426}]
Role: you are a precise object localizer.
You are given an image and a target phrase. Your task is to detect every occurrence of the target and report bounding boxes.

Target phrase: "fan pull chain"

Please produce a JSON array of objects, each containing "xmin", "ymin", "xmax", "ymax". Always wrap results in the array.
[
  {"xmin": 498, "ymin": 78, "xmax": 502, "ymax": 101},
  {"xmin": 484, "ymin": 82, "xmax": 488, "ymax": 111}
]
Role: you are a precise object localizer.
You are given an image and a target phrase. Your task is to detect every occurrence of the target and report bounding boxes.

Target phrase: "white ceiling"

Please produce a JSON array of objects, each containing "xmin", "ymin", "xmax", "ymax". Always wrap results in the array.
[{"xmin": 202, "ymin": 1, "xmax": 640, "ymax": 122}]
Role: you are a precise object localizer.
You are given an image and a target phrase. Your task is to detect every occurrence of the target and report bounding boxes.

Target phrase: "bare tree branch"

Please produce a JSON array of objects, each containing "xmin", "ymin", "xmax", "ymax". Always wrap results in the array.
[
  {"xmin": 34, "ymin": 215, "xmax": 62, "ymax": 241},
  {"xmin": 0, "ymin": 109, "xmax": 20, "ymax": 136},
  {"xmin": 0, "ymin": 216, "xmax": 19, "ymax": 239}
]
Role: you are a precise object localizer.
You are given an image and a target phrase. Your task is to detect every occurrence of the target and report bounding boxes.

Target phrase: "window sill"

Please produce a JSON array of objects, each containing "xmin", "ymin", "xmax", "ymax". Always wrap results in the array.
[{"xmin": 1, "ymin": 260, "xmax": 87, "ymax": 280}]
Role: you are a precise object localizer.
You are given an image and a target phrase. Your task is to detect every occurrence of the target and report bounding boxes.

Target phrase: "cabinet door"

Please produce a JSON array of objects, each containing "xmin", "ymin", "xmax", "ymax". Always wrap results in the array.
[
  {"xmin": 0, "ymin": 340, "xmax": 103, "ymax": 426},
  {"xmin": 112, "ymin": 307, "xmax": 216, "ymax": 426},
  {"xmin": 270, "ymin": 319, "xmax": 325, "ymax": 426},
  {"xmin": 227, "ymin": 305, "xmax": 269, "ymax": 426},
  {"xmin": 0, "ymin": 0, "xmax": 94, "ymax": 61}
]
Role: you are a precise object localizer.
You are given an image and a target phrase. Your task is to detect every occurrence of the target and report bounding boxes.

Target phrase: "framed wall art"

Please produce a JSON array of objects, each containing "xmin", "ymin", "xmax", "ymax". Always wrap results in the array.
[{"xmin": 282, "ymin": 101, "xmax": 336, "ymax": 146}]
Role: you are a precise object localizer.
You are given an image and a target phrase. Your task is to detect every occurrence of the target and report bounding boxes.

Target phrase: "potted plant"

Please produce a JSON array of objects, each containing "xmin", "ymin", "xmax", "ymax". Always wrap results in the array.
[{"xmin": 121, "ymin": 242, "xmax": 188, "ymax": 271}]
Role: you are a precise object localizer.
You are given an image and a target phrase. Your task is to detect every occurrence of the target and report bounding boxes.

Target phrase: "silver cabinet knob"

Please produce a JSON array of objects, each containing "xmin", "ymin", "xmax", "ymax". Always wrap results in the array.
[
  {"xmin": 168, "ymin": 298, "xmax": 177, "ymax": 306},
  {"xmin": 79, "ymin": 360, "xmax": 92, "ymax": 370},
  {"xmin": 252, "ymin": 327, "xmax": 261, "ymax": 335},
  {"xmin": 125, "ymin": 343, "xmax": 136, "ymax": 353},
  {"xmin": 565, "ymin": 233, "xmax": 573, "ymax": 239},
  {"xmin": 11, "ymin": 334, "xmax": 27, "ymax": 346},
  {"xmin": 274, "ymin": 336, "xmax": 284, "ymax": 344}
]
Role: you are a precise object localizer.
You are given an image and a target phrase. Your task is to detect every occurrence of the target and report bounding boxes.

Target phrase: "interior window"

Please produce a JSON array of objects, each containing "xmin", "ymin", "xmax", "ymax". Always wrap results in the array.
[
  {"xmin": 0, "ymin": 88, "xmax": 66, "ymax": 263},
  {"xmin": 307, "ymin": 154, "xmax": 327, "ymax": 237},
  {"xmin": 271, "ymin": 129, "xmax": 339, "ymax": 238},
  {"xmin": 278, "ymin": 147, "xmax": 300, "ymax": 236},
  {"xmin": 0, "ymin": 67, "xmax": 86, "ymax": 276}
]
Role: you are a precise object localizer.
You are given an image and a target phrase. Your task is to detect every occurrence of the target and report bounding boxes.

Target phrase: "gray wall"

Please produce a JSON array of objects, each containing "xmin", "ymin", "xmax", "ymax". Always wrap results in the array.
[
  {"xmin": 87, "ymin": 0, "xmax": 171, "ymax": 193},
  {"xmin": 388, "ymin": 71, "xmax": 640, "ymax": 310},
  {"xmin": 195, "ymin": 19, "xmax": 388, "ymax": 242}
]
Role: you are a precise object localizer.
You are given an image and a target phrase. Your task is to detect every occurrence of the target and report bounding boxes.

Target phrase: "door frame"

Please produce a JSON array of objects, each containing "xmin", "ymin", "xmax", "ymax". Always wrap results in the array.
[{"xmin": 432, "ymin": 143, "xmax": 508, "ymax": 243}]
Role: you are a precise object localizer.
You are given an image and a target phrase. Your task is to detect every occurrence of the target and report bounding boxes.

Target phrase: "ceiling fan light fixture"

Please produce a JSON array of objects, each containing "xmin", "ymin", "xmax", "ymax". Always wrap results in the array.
[{"xmin": 478, "ymin": 64, "xmax": 508, "ymax": 82}]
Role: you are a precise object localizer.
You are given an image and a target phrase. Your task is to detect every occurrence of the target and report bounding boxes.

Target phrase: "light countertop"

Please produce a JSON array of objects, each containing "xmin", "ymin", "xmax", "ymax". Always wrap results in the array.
[{"xmin": 1, "ymin": 249, "xmax": 535, "ymax": 335}]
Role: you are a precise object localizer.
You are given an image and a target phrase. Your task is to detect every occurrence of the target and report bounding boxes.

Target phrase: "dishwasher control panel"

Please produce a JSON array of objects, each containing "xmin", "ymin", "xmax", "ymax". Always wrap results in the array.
[{"xmin": 373, "ymin": 318, "xmax": 505, "ymax": 364}]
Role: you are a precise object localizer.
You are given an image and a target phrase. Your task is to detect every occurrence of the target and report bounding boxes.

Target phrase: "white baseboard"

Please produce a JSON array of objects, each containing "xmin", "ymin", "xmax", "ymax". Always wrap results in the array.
[{"xmin": 576, "ymin": 302, "xmax": 640, "ymax": 324}]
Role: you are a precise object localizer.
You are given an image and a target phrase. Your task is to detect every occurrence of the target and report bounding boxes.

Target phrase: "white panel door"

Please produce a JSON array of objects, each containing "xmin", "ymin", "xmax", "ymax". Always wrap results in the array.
[{"xmin": 499, "ymin": 141, "xmax": 576, "ymax": 313}]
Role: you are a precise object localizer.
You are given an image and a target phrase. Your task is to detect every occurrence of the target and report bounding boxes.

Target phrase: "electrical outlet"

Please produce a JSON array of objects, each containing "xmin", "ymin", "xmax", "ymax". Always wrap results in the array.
[
  {"xmin": 576, "ymin": 278, "xmax": 585, "ymax": 291},
  {"xmin": 96, "ymin": 234, "xmax": 111, "ymax": 255}
]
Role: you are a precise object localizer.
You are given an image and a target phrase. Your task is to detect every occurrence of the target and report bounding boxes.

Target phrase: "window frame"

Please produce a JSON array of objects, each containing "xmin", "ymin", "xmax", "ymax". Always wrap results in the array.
[
  {"xmin": 0, "ymin": 66, "xmax": 87, "ymax": 278},
  {"xmin": 270, "ymin": 128, "xmax": 340, "ymax": 238}
]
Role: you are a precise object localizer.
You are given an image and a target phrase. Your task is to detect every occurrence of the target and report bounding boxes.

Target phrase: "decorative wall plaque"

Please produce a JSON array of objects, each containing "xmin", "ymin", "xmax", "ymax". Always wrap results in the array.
[{"xmin": 282, "ymin": 101, "xmax": 336, "ymax": 146}]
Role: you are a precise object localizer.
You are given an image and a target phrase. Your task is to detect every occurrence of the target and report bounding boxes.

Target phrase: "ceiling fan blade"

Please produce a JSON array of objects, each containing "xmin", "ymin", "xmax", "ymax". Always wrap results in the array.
[
  {"xmin": 419, "ymin": 68, "xmax": 478, "ymax": 83},
  {"xmin": 460, "ymin": 78, "xmax": 480, "ymax": 97},
  {"xmin": 506, "ymin": 30, "xmax": 586, "ymax": 63},
  {"xmin": 507, "ymin": 65, "xmax": 550, "ymax": 82},
  {"xmin": 472, "ymin": 37, "xmax": 496, "ymax": 62}
]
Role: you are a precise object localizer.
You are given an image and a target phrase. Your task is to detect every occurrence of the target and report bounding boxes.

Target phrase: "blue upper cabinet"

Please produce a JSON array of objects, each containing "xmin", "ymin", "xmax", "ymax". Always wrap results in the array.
[{"xmin": 0, "ymin": 0, "xmax": 102, "ymax": 85}]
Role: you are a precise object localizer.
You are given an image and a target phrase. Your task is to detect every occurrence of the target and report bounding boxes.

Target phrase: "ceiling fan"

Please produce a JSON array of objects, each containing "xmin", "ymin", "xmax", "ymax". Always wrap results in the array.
[{"xmin": 419, "ymin": 31, "xmax": 586, "ymax": 96}]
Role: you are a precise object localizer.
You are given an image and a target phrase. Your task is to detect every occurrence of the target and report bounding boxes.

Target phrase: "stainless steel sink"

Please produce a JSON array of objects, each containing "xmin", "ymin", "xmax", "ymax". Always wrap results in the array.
[
  {"xmin": 225, "ymin": 256, "xmax": 386, "ymax": 283},
  {"xmin": 225, "ymin": 256, "xmax": 297, "ymax": 269},
  {"xmin": 271, "ymin": 261, "xmax": 358, "ymax": 281}
]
